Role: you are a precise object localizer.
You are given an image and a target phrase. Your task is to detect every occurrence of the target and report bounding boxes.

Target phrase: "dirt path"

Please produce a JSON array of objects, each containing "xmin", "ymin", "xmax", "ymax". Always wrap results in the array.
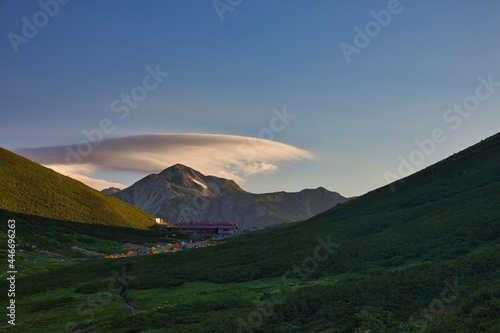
[
  {"xmin": 122, "ymin": 242, "xmax": 142, "ymax": 251},
  {"xmin": 35, "ymin": 249, "xmax": 68, "ymax": 258},
  {"xmin": 35, "ymin": 247, "xmax": 104, "ymax": 261},
  {"xmin": 119, "ymin": 284, "xmax": 136, "ymax": 315},
  {"xmin": 71, "ymin": 246, "xmax": 105, "ymax": 257}
]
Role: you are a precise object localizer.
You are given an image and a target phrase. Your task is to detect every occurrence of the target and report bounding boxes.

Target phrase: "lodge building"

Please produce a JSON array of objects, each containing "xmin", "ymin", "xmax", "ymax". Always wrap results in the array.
[{"xmin": 164, "ymin": 221, "xmax": 238, "ymax": 235}]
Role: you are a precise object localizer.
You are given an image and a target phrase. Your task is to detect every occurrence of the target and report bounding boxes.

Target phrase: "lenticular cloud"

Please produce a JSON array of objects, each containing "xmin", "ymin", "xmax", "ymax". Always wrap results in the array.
[{"xmin": 17, "ymin": 133, "xmax": 315, "ymax": 188}]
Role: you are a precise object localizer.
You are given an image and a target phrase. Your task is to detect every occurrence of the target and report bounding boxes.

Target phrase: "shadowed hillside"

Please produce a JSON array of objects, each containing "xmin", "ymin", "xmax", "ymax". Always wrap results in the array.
[{"xmin": 0, "ymin": 147, "xmax": 155, "ymax": 229}]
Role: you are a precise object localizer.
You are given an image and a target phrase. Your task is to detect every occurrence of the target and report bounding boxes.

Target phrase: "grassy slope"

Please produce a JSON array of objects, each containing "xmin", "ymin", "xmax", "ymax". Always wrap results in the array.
[
  {"xmin": 0, "ymin": 209, "xmax": 181, "ymax": 263},
  {"xmin": 2, "ymin": 133, "xmax": 500, "ymax": 332},
  {"xmin": 0, "ymin": 147, "xmax": 155, "ymax": 229}
]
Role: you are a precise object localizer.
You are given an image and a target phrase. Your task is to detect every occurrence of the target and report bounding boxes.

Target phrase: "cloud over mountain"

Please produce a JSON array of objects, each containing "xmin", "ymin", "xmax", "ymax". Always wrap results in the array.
[{"xmin": 17, "ymin": 133, "xmax": 315, "ymax": 189}]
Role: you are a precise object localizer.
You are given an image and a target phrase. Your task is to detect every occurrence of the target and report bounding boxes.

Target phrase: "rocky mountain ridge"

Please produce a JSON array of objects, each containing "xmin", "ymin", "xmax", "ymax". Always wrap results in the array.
[{"xmin": 107, "ymin": 164, "xmax": 350, "ymax": 231}]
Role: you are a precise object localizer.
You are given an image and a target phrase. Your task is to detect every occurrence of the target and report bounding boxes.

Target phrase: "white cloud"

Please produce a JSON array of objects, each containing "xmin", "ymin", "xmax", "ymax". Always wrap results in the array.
[
  {"xmin": 238, "ymin": 162, "xmax": 278, "ymax": 176},
  {"xmin": 17, "ymin": 133, "xmax": 315, "ymax": 190},
  {"xmin": 44, "ymin": 164, "xmax": 128, "ymax": 191}
]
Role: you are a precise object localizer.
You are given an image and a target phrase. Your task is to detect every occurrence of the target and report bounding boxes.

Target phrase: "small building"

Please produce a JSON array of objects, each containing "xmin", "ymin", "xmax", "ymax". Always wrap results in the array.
[
  {"xmin": 165, "ymin": 222, "xmax": 238, "ymax": 235},
  {"xmin": 150, "ymin": 217, "xmax": 164, "ymax": 224}
]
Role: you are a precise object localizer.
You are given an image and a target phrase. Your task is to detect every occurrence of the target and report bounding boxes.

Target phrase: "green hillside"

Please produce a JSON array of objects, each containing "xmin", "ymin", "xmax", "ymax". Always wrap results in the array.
[
  {"xmin": 1, "ymin": 133, "xmax": 500, "ymax": 332},
  {"xmin": 0, "ymin": 147, "xmax": 155, "ymax": 229}
]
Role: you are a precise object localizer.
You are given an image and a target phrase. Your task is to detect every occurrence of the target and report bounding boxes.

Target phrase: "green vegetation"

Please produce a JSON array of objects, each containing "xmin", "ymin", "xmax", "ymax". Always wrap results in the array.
[
  {"xmin": 0, "ymin": 209, "xmax": 182, "ymax": 263},
  {"xmin": 0, "ymin": 147, "xmax": 155, "ymax": 229},
  {"xmin": 1, "ymin": 133, "xmax": 500, "ymax": 332}
]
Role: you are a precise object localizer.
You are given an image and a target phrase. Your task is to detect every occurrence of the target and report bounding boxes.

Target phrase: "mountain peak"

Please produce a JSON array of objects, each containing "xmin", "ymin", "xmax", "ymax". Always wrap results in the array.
[
  {"xmin": 160, "ymin": 163, "xmax": 193, "ymax": 174},
  {"xmin": 111, "ymin": 160, "xmax": 350, "ymax": 230},
  {"xmin": 159, "ymin": 164, "xmax": 200, "ymax": 178},
  {"xmin": 154, "ymin": 164, "xmax": 246, "ymax": 196},
  {"xmin": 158, "ymin": 164, "xmax": 203, "ymax": 187},
  {"xmin": 171, "ymin": 163, "xmax": 191, "ymax": 170}
]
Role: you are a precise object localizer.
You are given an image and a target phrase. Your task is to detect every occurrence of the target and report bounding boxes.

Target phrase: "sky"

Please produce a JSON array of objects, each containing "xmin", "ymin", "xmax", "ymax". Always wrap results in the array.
[{"xmin": 1, "ymin": 0, "xmax": 500, "ymax": 197}]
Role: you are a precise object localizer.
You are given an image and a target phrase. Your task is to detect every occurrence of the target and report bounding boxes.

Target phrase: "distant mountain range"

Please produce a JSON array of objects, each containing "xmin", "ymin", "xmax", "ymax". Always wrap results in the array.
[
  {"xmin": 106, "ymin": 164, "xmax": 350, "ymax": 231},
  {"xmin": 101, "ymin": 187, "xmax": 121, "ymax": 195}
]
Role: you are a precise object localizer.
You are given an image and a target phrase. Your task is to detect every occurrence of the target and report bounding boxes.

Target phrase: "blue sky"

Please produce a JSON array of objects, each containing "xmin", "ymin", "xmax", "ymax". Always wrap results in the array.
[{"xmin": 1, "ymin": 0, "xmax": 500, "ymax": 197}]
